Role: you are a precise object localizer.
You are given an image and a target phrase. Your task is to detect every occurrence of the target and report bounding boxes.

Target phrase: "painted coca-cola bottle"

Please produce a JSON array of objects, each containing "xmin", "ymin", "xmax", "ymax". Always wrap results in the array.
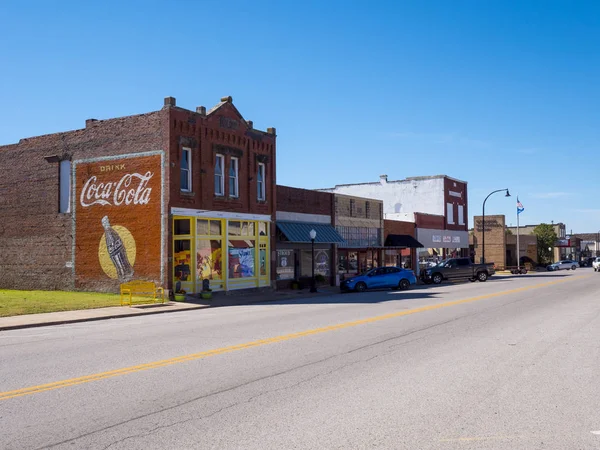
[{"xmin": 101, "ymin": 216, "xmax": 134, "ymax": 281}]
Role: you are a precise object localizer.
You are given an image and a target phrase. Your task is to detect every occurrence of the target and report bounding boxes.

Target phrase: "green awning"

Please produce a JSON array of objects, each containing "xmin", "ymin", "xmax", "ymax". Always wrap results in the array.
[{"xmin": 276, "ymin": 222, "xmax": 345, "ymax": 244}]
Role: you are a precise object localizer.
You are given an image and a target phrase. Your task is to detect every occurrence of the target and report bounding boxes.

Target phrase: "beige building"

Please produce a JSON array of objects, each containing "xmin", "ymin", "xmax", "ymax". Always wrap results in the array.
[
  {"xmin": 471, "ymin": 215, "xmax": 539, "ymax": 270},
  {"xmin": 334, "ymin": 194, "xmax": 385, "ymax": 277}
]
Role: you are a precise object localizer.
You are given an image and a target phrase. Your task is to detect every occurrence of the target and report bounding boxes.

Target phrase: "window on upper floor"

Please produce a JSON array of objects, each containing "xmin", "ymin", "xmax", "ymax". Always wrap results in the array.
[
  {"xmin": 257, "ymin": 162, "xmax": 266, "ymax": 201},
  {"xmin": 458, "ymin": 205, "xmax": 465, "ymax": 226},
  {"xmin": 59, "ymin": 160, "xmax": 71, "ymax": 213},
  {"xmin": 215, "ymin": 154, "xmax": 224, "ymax": 196},
  {"xmin": 447, "ymin": 203, "xmax": 454, "ymax": 224},
  {"xmin": 181, "ymin": 148, "xmax": 192, "ymax": 192},
  {"xmin": 229, "ymin": 157, "xmax": 239, "ymax": 198}
]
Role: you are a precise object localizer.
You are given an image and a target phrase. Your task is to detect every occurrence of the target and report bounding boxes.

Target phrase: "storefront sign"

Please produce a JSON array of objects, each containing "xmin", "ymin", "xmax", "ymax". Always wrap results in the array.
[
  {"xmin": 449, "ymin": 191, "xmax": 462, "ymax": 198},
  {"xmin": 555, "ymin": 238, "xmax": 571, "ymax": 248},
  {"xmin": 74, "ymin": 152, "xmax": 163, "ymax": 286},
  {"xmin": 417, "ymin": 228, "xmax": 469, "ymax": 249}
]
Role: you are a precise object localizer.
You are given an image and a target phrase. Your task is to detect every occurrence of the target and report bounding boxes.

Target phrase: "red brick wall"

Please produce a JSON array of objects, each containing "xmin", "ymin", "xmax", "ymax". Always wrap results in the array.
[
  {"xmin": 0, "ymin": 111, "xmax": 169, "ymax": 291},
  {"xmin": 384, "ymin": 220, "xmax": 415, "ymax": 238},
  {"xmin": 167, "ymin": 103, "xmax": 276, "ymax": 218},
  {"xmin": 415, "ymin": 213, "xmax": 445, "ymax": 230},
  {"xmin": 277, "ymin": 185, "xmax": 333, "ymax": 216},
  {"xmin": 166, "ymin": 100, "xmax": 277, "ymax": 286},
  {"xmin": 444, "ymin": 177, "xmax": 468, "ymax": 231}
]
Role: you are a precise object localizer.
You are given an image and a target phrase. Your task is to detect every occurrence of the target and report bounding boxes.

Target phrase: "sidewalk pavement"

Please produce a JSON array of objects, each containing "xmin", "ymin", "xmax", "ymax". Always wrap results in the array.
[{"xmin": 0, "ymin": 286, "xmax": 342, "ymax": 331}]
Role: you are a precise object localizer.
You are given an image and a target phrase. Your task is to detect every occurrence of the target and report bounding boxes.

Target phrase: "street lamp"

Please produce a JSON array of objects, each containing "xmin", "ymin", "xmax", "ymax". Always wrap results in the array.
[
  {"xmin": 309, "ymin": 229, "xmax": 317, "ymax": 293},
  {"xmin": 481, "ymin": 189, "xmax": 511, "ymax": 264},
  {"xmin": 548, "ymin": 247, "xmax": 552, "ymax": 264},
  {"xmin": 596, "ymin": 230, "xmax": 600, "ymax": 257}
]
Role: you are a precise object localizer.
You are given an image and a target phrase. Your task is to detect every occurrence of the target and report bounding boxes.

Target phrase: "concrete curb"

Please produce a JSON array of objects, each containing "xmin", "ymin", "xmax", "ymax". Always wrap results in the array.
[{"xmin": 0, "ymin": 304, "xmax": 208, "ymax": 331}]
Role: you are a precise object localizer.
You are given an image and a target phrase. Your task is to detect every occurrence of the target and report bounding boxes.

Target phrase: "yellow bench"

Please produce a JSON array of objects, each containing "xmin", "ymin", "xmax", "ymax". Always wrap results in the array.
[{"xmin": 120, "ymin": 280, "xmax": 165, "ymax": 307}]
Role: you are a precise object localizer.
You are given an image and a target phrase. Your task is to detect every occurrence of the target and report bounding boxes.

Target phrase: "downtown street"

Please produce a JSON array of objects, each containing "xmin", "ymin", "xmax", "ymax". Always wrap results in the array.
[{"xmin": 2, "ymin": 270, "xmax": 600, "ymax": 450}]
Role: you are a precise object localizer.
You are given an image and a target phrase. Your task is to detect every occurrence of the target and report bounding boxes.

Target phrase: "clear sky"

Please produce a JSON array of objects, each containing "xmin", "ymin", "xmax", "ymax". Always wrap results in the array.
[{"xmin": 1, "ymin": 1, "xmax": 598, "ymax": 232}]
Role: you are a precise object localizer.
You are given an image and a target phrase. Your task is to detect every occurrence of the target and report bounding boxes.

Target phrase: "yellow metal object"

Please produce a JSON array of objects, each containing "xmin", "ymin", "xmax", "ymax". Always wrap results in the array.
[{"xmin": 119, "ymin": 281, "xmax": 165, "ymax": 307}]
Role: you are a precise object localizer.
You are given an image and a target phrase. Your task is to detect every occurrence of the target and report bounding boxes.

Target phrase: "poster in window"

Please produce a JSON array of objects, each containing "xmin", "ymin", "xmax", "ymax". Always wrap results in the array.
[
  {"xmin": 229, "ymin": 247, "xmax": 255, "ymax": 278},
  {"xmin": 276, "ymin": 250, "xmax": 294, "ymax": 280}
]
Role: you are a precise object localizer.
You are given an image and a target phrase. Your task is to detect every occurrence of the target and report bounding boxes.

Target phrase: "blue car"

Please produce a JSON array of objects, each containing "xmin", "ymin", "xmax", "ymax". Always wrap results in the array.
[{"xmin": 340, "ymin": 266, "xmax": 417, "ymax": 292}]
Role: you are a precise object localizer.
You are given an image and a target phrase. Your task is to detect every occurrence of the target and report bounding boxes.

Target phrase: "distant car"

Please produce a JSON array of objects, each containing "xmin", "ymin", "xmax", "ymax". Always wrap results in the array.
[
  {"xmin": 340, "ymin": 266, "xmax": 417, "ymax": 292},
  {"xmin": 580, "ymin": 257, "xmax": 596, "ymax": 267},
  {"xmin": 593, "ymin": 257, "xmax": 600, "ymax": 271},
  {"xmin": 547, "ymin": 260, "xmax": 579, "ymax": 271}
]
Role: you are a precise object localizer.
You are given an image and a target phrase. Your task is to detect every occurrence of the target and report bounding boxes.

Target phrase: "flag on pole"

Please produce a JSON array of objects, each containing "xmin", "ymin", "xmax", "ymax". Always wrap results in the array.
[{"xmin": 517, "ymin": 198, "xmax": 524, "ymax": 215}]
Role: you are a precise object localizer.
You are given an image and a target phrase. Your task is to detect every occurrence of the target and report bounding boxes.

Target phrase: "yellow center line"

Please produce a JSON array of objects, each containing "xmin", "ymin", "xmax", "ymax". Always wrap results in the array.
[{"xmin": 0, "ymin": 275, "xmax": 589, "ymax": 401}]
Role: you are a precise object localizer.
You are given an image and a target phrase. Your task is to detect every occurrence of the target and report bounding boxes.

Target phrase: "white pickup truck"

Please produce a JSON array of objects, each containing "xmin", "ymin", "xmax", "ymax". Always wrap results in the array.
[{"xmin": 593, "ymin": 257, "xmax": 600, "ymax": 271}]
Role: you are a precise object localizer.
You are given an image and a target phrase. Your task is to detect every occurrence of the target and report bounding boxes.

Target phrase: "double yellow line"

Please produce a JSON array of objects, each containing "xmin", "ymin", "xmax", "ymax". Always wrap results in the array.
[{"xmin": 0, "ymin": 275, "xmax": 586, "ymax": 401}]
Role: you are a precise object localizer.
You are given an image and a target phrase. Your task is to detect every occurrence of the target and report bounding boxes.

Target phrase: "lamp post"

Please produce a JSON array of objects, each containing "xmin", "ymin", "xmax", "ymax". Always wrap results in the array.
[
  {"xmin": 548, "ymin": 247, "xmax": 552, "ymax": 264},
  {"xmin": 481, "ymin": 189, "xmax": 510, "ymax": 264},
  {"xmin": 597, "ymin": 230, "xmax": 600, "ymax": 257},
  {"xmin": 309, "ymin": 229, "xmax": 317, "ymax": 293}
]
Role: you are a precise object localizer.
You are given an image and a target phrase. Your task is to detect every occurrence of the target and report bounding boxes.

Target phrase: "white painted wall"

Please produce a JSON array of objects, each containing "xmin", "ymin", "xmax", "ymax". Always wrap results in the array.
[
  {"xmin": 384, "ymin": 212, "xmax": 415, "ymax": 222},
  {"xmin": 322, "ymin": 178, "xmax": 445, "ymax": 217}
]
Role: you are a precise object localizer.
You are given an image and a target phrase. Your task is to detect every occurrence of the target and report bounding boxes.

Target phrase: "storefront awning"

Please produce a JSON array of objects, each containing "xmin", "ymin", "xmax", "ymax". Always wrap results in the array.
[
  {"xmin": 385, "ymin": 234, "xmax": 424, "ymax": 248},
  {"xmin": 277, "ymin": 222, "xmax": 345, "ymax": 244}
]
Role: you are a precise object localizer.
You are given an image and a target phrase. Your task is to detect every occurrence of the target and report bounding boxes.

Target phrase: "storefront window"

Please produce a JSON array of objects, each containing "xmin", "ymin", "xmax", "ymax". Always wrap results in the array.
[
  {"xmin": 338, "ymin": 250, "xmax": 348, "ymax": 272},
  {"xmin": 241, "ymin": 221, "xmax": 255, "ymax": 236},
  {"xmin": 210, "ymin": 220, "xmax": 221, "ymax": 235},
  {"xmin": 348, "ymin": 252, "xmax": 358, "ymax": 272},
  {"xmin": 174, "ymin": 219, "xmax": 191, "ymax": 236},
  {"xmin": 229, "ymin": 221, "xmax": 241, "ymax": 236},
  {"xmin": 174, "ymin": 240, "xmax": 191, "ymax": 281},
  {"xmin": 301, "ymin": 249, "xmax": 330, "ymax": 277},
  {"xmin": 197, "ymin": 239, "xmax": 222, "ymax": 280},
  {"xmin": 228, "ymin": 240, "xmax": 255, "ymax": 278},
  {"xmin": 259, "ymin": 222, "xmax": 268, "ymax": 236},
  {"xmin": 197, "ymin": 219, "xmax": 209, "ymax": 235},
  {"xmin": 277, "ymin": 250, "xmax": 295, "ymax": 280}
]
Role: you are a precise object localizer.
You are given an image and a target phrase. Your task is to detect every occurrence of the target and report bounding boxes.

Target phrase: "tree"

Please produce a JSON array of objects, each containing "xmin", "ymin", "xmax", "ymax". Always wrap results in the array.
[
  {"xmin": 533, "ymin": 223, "xmax": 557, "ymax": 264},
  {"xmin": 505, "ymin": 228, "xmax": 513, "ymax": 235}
]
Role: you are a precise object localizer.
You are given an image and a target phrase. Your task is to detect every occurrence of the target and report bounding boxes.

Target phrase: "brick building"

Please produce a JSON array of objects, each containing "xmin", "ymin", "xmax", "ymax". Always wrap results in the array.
[
  {"xmin": 275, "ymin": 186, "xmax": 343, "ymax": 289},
  {"xmin": 0, "ymin": 96, "xmax": 276, "ymax": 294},
  {"xmin": 320, "ymin": 175, "xmax": 470, "ymax": 268},
  {"xmin": 334, "ymin": 194, "xmax": 385, "ymax": 279}
]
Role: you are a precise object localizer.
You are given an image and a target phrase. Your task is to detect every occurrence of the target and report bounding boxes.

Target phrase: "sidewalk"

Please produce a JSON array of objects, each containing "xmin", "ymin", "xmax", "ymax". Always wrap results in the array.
[{"xmin": 0, "ymin": 286, "xmax": 342, "ymax": 331}]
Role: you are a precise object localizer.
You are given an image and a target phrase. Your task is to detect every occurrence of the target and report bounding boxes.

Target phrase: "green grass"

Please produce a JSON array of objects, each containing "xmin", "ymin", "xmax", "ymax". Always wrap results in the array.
[{"xmin": 0, "ymin": 290, "xmax": 155, "ymax": 317}]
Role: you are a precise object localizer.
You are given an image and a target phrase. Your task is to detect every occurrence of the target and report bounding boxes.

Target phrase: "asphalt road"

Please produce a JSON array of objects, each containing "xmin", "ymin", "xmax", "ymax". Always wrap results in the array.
[{"xmin": 2, "ymin": 269, "xmax": 600, "ymax": 449}]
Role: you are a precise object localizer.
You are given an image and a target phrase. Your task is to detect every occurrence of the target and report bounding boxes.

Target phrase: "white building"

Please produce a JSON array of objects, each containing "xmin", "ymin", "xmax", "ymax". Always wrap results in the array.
[{"xmin": 319, "ymin": 174, "xmax": 470, "ymax": 260}]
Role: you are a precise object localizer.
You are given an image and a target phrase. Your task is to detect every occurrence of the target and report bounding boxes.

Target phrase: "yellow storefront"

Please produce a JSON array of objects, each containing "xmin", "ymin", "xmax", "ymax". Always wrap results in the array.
[{"xmin": 172, "ymin": 208, "xmax": 271, "ymax": 293}]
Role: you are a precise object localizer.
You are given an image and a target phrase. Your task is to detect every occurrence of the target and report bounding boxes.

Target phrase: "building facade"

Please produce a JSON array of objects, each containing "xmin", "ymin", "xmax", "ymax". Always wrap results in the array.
[
  {"xmin": 275, "ymin": 186, "xmax": 343, "ymax": 289},
  {"xmin": 0, "ymin": 96, "xmax": 277, "ymax": 294},
  {"xmin": 334, "ymin": 194, "xmax": 385, "ymax": 279},
  {"xmin": 320, "ymin": 175, "xmax": 469, "ymax": 268}
]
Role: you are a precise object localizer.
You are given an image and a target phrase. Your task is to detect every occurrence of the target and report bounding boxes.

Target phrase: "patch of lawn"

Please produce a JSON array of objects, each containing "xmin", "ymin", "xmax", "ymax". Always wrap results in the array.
[{"xmin": 0, "ymin": 290, "xmax": 145, "ymax": 317}]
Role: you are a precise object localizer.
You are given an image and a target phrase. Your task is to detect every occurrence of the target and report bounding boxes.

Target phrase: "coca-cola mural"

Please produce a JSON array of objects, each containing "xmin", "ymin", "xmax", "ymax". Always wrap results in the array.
[{"xmin": 74, "ymin": 152, "xmax": 164, "ymax": 287}]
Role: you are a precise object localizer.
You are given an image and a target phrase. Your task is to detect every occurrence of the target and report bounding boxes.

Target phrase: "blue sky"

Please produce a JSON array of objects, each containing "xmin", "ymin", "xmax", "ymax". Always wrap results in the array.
[{"xmin": 1, "ymin": 0, "xmax": 599, "ymax": 232}]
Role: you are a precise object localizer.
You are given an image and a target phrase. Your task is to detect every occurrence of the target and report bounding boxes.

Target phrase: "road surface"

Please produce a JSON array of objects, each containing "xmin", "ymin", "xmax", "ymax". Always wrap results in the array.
[{"xmin": 1, "ymin": 270, "xmax": 599, "ymax": 449}]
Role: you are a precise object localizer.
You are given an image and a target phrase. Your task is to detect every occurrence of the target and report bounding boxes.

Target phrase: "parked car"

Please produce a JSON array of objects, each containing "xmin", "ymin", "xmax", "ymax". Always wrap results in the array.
[
  {"xmin": 340, "ymin": 266, "xmax": 417, "ymax": 292},
  {"xmin": 420, "ymin": 257, "xmax": 495, "ymax": 284},
  {"xmin": 547, "ymin": 260, "xmax": 579, "ymax": 271},
  {"xmin": 594, "ymin": 258, "xmax": 600, "ymax": 272},
  {"xmin": 579, "ymin": 257, "xmax": 596, "ymax": 267}
]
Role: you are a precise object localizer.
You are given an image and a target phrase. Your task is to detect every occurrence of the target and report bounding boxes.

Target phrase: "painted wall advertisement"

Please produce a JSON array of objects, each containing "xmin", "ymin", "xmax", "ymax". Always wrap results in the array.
[{"xmin": 74, "ymin": 153, "xmax": 163, "ymax": 287}]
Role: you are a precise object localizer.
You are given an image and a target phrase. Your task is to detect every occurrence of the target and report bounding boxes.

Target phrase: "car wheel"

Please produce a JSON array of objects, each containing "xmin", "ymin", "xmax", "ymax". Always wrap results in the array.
[
  {"xmin": 355, "ymin": 282, "xmax": 367, "ymax": 293},
  {"xmin": 572, "ymin": 265, "xmax": 576, "ymax": 270},
  {"xmin": 520, "ymin": 269, "xmax": 528, "ymax": 275},
  {"xmin": 399, "ymin": 279, "xmax": 410, "ymax": 290},
  {"xmin": 432, "ymin": 273, "xmax": 443, "ymax": 285},
  {"xmin": 478, "ymin": 271, "xmax": 488, "ymax": 282}
]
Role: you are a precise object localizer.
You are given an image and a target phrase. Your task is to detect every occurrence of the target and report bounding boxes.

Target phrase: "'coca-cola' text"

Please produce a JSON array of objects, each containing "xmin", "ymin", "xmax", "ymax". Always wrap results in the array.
[{"xmin": 80, "ymin": 172, "xmax": 153, "ymax": 207}]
